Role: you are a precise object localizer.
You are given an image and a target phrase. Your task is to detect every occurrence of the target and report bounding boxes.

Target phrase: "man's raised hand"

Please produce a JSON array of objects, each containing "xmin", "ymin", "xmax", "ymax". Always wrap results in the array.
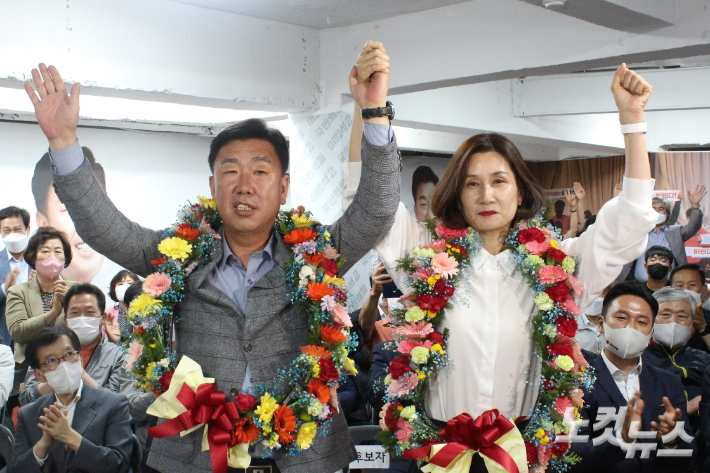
[
  {"xmin": 24, "ymin": 64, "xmax": 80, "ymax": 151},
  {"xmin": 349, "ymin": 40, "xmax": 389, "ymax": 111}
]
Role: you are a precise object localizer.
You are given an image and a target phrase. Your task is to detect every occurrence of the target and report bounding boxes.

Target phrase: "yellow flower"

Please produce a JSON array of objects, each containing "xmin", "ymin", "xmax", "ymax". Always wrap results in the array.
[
  {"xmin": 128, "ymin": 293, "xmax": 162, "ymax": 317},
  {"xmin": 297, "ymin": 422, "xmax": 317, "ymax": 450},
  {"xmin": 310, "ymin": 358, "xmax": 321, "ymax": 378},
  {"xmin": 431, "ymin": 343, "xmax": 444, "ymax": 354},
  {"xmin": 343, "ymin": 356, "xmax": 358, "ymax": 376},
  {"xmin": 197, "ymin": 195, "xmax": 217, "ymax": 210},
  {"xmin": 427, "ymin": 276, "xmax": 437, "ymax": 286},
  {"xmin": 550, "ymin": 240, "xmax": 558, "ymax": 249},
  {"xmin": 323, "ymin": 230, "xmax": 331, "ymax": 241},
  {"xmin": 149, "ymin": 344, "xmax": 156, "ymax": 348},
  {"xmin": 555, "ymin": 355, "xmax": 575, "ymax": 371},
  {"xmin": 535, "ymin": 428, "xmax": 545, "ymax": 438},
  {"xmin": 418, "ymin": 372, "xmax": 426, "ymax": 380},
  {"xmin": 262, "ymin": 424, "xmax": 272, "ymax": 435},
  {"xmin": 158, "ymin": 237, "xmax": 193, "ymax": 261},
  {"xmin": 540, "ymin": 436, "xmax": 550, "ymax": 445},
  {"xmin": 255, "ymin": 393, "xmax": 279, "ymax": 423},
  {"xmin": 292, "ymin": 214, "xmax": 316, "ymax": 229},
  {"xmin": 323, "ymin": 275, "xmax": 345, "ymax": 287},
  {"xmin": 145, "ymin": 362, "xmax": 157, "ymax": 380}
]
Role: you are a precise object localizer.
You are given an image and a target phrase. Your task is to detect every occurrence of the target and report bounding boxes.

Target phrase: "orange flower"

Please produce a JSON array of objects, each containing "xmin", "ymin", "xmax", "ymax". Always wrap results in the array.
[
  {"xmin": 306, "ymin": 283, "xmax": 334, "ymax": 301},
  {"xmin": 308, "ymin": 379, "xmax": 331, "ymax": 404},
  {"xmin": 234, "ymin": 418, "xmax": 259, "ymax": 444},
  {"xmin": 175, "ymin": 226, "xmax": 200, "ymax": 242},
  {"xmin": 320, "ymin": 325, "xmax": 347, "ymax": 345},
  {"xmin": 273, "ymin": 404, "xmax": 297, "ymax": 443},
  {"xmin": 300, "ymin": 345, "xmax": 333, "ymax": 360},
  {"xmin": 283, "ymin": 229, "xmax": 318, "ymax": 245},
  {"xmin": 304, "ymin": 252, "xmax": 325, "ymax": 265}
]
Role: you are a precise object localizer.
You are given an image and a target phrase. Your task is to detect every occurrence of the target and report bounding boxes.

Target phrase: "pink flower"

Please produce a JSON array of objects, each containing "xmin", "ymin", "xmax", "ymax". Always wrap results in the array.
[
  {"xmin": 559, "ymin": 298, "xmax": 581, "ymax": 315},
  {"xmin": 395, "ymin": 322, "xmax": 434, "ymax": 339},
  {"xmin": 554, "ymin": 396, "xmax": 575, "ymax": 422},
  {"xmin": 525, "ymin": 240, "xmax": 550, "ymax": 255},
  {"xmin": 386, "ymin": 373, "xmax": 419, "ymax": 397},
  {"xmin": 200, "ymin": 217, "xmax": 221, "ymax": 240},
  {"xmin": 435, "ymin": 224, "xmax": 469, "ymax": 240},
  {"xmin": 184, "ymin": 262, "xmax": 198, "ymax": 276},
  {"xmin": 423, "ymin": 239, "xmax": 447, "ymax": 253},
  {"xmin": 537, "ymin": 444, "xmax": 552, "ymax": 471},
  {"xmin": 431, "ymin": 253, "xmax": 459, "ymax": 278},
  {"xmin": 320, "ymin": 295, "xmax": 336, "ymax": 312},
  {"xmin": 331, "ymin": 304, "xmax": 353, "ymax": 328},
  {"xmin": 396, "ymin": 419, "xmax": 414, "ymax": 442},
  {"xmin": 413, "ymin": 267, "xmax": 434, "ymax": 281},
  {"xmin": 565, "ymin": 274, "xmax": 584, "ymax": 297},
  {"xmin": 318, "ymin": 403, "xmax": 331, "ymax": 420},
  {"xmin": 143, "ymin": 273, "xmax": 172, "ymax": 297},
  {"xmin": 324, "ymin": 244, "xmax": 340, "ymax": 260},
  {"xmin": 538, "ymin": 266, "xmax": 568, "ymax": 285},
  {"xmin": 125, "ymin": 340, "xmax": 143, "ymax": 371},
  {"xmin": 397, "ymin": 339, "xmax": 432, "ymax": 354}
]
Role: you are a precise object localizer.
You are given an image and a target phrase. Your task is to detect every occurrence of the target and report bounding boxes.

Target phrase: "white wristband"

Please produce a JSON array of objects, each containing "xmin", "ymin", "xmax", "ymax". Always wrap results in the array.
[{"xmin": 620, "ymin": 122, "xmax": 647, "ymax": 134}]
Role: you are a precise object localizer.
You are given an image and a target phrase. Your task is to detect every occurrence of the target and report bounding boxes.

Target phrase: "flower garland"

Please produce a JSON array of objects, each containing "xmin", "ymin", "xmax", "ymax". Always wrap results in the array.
[
  {"xmin": 125, "ymin": 197, "xmax": 356, "ymax": 460},
  {"xmin": 377, "ymin": 216, "xmax": 595, "ymax": 472}
]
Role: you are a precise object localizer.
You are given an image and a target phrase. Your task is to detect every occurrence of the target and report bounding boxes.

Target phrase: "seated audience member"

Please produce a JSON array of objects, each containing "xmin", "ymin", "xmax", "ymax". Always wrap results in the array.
[
  {"xmin": 700, "ymin": 365, "xmax": 710, "ymax": 471},
  {"xmin": 9, "ymin": 326, "xmax": 133, "ymax": 473},
  {"xmin": 575, "ymin": 288, "xmax": 607, "ymax": 353},
  {"xmin": 670, "ymin": 263, "xmax": 710, "ymax": 353},
  {"xmin": 643, "ymin": 287, "xmax": 710, "ymax": 424},
  {"xmin": 1, "ymin": 205, "xmax": 33, "ymax": 348},
  {"xmin": 643, "ymin": 245, "xmax": 673, "ymax": 294},
  {"xmin": 6, "ymin": 227, "xmax": 78, "ymax": 367},
  {"xmin": 102, "ymin": 270, "xmax": 140, "ymax": 344},
  {"xmin": 569, "ymin": 282, "xmax": 695, "ymax": 472},
  {"xmin": 20, "ymin": 283, "xmax": 155, "ymax": 422}
]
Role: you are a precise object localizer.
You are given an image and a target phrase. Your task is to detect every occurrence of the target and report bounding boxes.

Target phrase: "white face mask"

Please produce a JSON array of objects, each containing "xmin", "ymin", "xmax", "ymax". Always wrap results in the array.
[
  {"xmin": 602, "ymin": 322, "xmax": 651, "ymax": 359},
  {"xmin": 44, "ymin": 360, "xmax": 83, "ymax": 395},
  {"xmin": 652, "ymin": 322, "xmax": 691, "ymax": 349},
  {"xmin": 656, "ymin": 212, "xmax": 667, "ymax": 225},
  {"xmin": 115, "ymin": 284, "xmax": 129, "ymax": 303},
  {"xmin": 584, "ymin": 297, "xmax": 604, "ymax": 317},
  {"xmin": 67, "ymin": 317, "xmax": 101, "ymax": 345},
  {"xmin": 2, "ymin": 232, "xmax": 28, "ymax": 254}
]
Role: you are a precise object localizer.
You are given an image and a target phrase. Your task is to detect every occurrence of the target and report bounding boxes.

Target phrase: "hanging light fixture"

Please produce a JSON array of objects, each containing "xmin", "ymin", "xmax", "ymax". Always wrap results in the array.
[{"xmin": 543, "ymin": 0, "xmax": 566, "ymax": 7}]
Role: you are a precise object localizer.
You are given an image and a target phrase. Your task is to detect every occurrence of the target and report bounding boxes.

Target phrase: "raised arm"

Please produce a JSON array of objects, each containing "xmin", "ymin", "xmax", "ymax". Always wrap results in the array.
[
  {"xmin": 573, "ymin": 182, "xmax": 587, "ymax": 234},
  {"xmin": 681, "ymin": 185, "xmax": 706, "ymax": 240},
  {"xmin": 563, "ymin": 189, "xmax": 578, "ymax": 240},
  {"xmin": 25, "ymin": 64, "xmax": 161, "ymax": 276}
]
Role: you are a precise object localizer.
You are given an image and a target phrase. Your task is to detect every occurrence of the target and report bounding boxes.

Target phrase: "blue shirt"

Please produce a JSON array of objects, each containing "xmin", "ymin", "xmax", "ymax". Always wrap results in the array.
[{"xmin": 634, "ymin": 227, "xmax": 672, "ymax": 282}]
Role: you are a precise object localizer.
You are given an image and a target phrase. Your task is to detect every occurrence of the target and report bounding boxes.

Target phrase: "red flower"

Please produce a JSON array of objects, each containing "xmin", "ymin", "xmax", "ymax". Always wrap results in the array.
[
  {"xmin": 384, "ymin": 402, "xmax": 402, "ymax": 431},
  {"xmin": 428, "ymin": 330, "xmax": 445, "ymax": 346},
  {"xmin": 158, "ymin": 370, "xmax": 174, "ymax": 394},
  {"xmin": 306, "ymin": 283, "xmax": 334, "ymax": 301},
  {"xmin": 556, "ymin": 316, "xmax": 578, "ymax": 338},
  {"xmin": 417, "ymin": 294, "xmax": 446, "ymax": 313},
  {"xmin": 308, "ymin": 379, "xmax": 331, "ymax": 403},
  {"xmin": 320, "ymin": 325, "xmax": 347, "ymax": 345},
  {"xmin": 518, "ymin": 228, "xmax": 546, "ymax": 244},
  {"xmin": 318, "ymin": 358, "xmax": 339, "ymax": 383},
  {"xmin": 304, "ymin": 252, "xmax": 325, "ymax": 265},
  {"xmin": 545, "ymin": 284, "xmax": 570, "ymax": 303},
  {"xmin": 388, "ymin": 356, "xmax": 414, "ymax": 378},
  {"xmin": 135, "ymin": 327, "xmax": 146, "ymax": 335},
  {"xmin": 525, "ymin": 441, "xmax": 537, "ymax": 466},
  {"xmin": 433, "ymin": 279, "xmax": 454, "ymax": 298},
  {"xmin": 546, "ymin": 247, "xmax": 568, "ymax": 263},
  {"xmin": 284, "ymin": 229, "xmax": 318, "ymax": 245},
  {"xmin": 151, "ymin": 257, "xmax": 168, "ymax": 267},
  {"xmin": 550, "ymin": 438, "xmax": 570, "ymax": 458},
  {"xmin": 447, "ymin": 243, "xmax": 469, "ymax": 259},
  {"xmin": 543, "ymin": 378, "xmax": 557, "ymax": 390},
  {"xmin": 332, "ymin": 287, "xmax": 347, "ymax": 304},
  {"xmin": 547, "ymin": 343, "xmax": 574, "ymax": 358},
  {"xmin": 235, "ymin": 393, "xmax": 257, "ymax": 412},
  {"xmin": 319, "ymin": 258, "xmax": 338, "ymax": 276},
  {"xmin": 175, "ymin": 224, "xmax": 200, "ymax": 242},
  {"xmin": 235, "ymin": 418, "xmax": 259, "ymax": 444},
  {"xmin": 273, "ymin": 404, "xmax": 297, "ymax": 443},
  {"xmin": 190, "ymin": 204, "xmax": 203, "ymax": 221}
]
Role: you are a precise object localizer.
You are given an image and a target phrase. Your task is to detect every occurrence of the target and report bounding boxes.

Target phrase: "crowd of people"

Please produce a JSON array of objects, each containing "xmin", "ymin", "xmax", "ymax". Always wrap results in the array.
[{"xmin": 0, "ymin": 40, "xmax": 709, "ymax": 473}]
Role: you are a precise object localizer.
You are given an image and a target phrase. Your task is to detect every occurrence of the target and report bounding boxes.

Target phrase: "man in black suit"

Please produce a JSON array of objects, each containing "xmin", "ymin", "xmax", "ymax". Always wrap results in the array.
[
  {"xmin": 9, "ymin": 326, "xmax": 133, "ymax": 473},
  {"xmin": 570, "ymin": 282, "xmax": 695, "ymax": 472}
]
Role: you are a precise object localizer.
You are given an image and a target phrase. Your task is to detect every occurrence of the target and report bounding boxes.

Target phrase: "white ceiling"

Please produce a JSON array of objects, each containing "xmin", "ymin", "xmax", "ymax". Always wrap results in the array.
[{"xmin": 164, "ymin": 0, "xmax": 473, "ymax": 29}]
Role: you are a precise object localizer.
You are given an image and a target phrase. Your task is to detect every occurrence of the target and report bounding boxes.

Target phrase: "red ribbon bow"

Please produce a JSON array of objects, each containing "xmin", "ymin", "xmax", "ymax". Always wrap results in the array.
[
  {"xmin": 402, "ymin": 410, "xmax": 519, "ymax": 473},
  {"xmin": 148, "ymin": 383, "xmax": 241, "ymax": 473}
]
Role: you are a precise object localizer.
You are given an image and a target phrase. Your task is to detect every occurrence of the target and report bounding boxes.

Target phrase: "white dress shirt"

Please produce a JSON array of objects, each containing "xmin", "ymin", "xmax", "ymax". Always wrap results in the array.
[
  {"xmin": 601, "ymin": 350, "xmax": 642, "ymax": 401},
  {"xmin": 1, "ymin": 248, "xmax": 30, "ymax": 296},
  {"xmin": 34, "ymin": 381, "xmax": 84, "ymax": 466},
  {"xmin": 343, "ymin": 163, "xmax": 656, "ymax": 421}
]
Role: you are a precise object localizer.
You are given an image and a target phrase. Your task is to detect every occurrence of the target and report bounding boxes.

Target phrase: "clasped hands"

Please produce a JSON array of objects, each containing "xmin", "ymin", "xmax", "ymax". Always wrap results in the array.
[{"xmin": 34, "ymin": 403, "xmax": 83, "ymax": 460}]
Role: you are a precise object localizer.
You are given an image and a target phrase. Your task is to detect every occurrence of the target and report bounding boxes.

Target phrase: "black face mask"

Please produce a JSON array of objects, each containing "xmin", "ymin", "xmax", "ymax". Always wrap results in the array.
[{"xmin": 647, "ymin": 263, "xmax": 670, "ymax": 280}]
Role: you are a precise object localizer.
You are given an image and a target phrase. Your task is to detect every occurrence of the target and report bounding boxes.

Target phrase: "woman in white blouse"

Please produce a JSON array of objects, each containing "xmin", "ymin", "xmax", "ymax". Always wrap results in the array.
[{"xmin": 344, "ymin": 64, "xmax": 657, "ymax": 424}]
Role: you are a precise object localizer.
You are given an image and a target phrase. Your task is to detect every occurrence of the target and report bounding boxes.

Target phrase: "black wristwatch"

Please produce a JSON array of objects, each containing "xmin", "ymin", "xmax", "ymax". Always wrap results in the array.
[{"xmin": 361, "ymin": 101, "xmax": 395, "ymax": 121}]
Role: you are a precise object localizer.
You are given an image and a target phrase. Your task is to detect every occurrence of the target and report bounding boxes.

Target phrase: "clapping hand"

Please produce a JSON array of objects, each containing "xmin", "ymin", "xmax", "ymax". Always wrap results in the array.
[
  {"xmin": 650, "ymin": 397, "xmax": 682, "ymax": 443},
  {"xmin": 39, "ymin": 403, "xmax": 81, "ymax": 450},
  {"xmin": 620, "ymin": 391, "xmax": 644, "ymax": 444}
]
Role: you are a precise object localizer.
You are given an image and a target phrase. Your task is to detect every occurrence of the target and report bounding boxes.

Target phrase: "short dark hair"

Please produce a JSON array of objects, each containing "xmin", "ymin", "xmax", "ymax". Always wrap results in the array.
[
  {"xmin": 430, "ymin": 133, "xmax": 547, "ymax": 229},
  {"xmin": 124, "ymin": 280, "xmax": 144, "ymax": 307},
  {"xmin": 554, "ymin": 199, "xmax": 565, "ymax": 211},
  {"xmin": 644, "ymin": 245, "xmax": 674, "ymax": 264},
  {"xmin": 670, "ymin": 263, "xmax": 706, "ymax": 285},
  {"xmin": 0, "ymin": 206, "xmax": 30, "ymax": 229},
  {"xmin": 584, "ymin": 210, "xmax": 593, "ymax": 221},
  {"xmin": 26, "ymin": 326, "xmax": 81, "ymax": 370},
  {"xmin": 207, "ymin": 118, "xmax": 289, "ymax": 175},
  {"xmin": 602, "ymin": 281, "xmax": 659, "ymax": 321},
  {"xmin": 109, "ymin": 270, "xmax": 140, "ymax": 303},
  {"xmin": 32, "ymin": 147, "xmax": 106, "ymax": 216},
  {"xmin": 64, "ymin": 283, "xmax": 106, "ymax": 314},
  {"xmin": 24, "ymin": 227, "xmax": 72, "ymax": 269},
  {"xmin": 411, "ymin": 166, "xmax": 439, "ymax": 201}
]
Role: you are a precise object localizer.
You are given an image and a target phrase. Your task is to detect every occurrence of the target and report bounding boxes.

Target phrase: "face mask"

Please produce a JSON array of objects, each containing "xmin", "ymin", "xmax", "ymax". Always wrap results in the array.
[
  {"xmin": 2, "ymin": 232, "xmax": 28, "ymax": 254},
  {"xmin": 35, "ymin": 256, "xmax": 65, "ymax": 279},
  {"xmin": 683, "ymin": 289, "xmax": 701, "ymax": 305},
  {"xmin": 67, "ymin": 317, "xmax": 101, "ymax": 345},
  {"xmin": 647, "ymin": 263, "xmax": 670, "ymax": 281},
  {"xmin": 602, "ymin": 322, "xmax": 651, "ymax": 359},
  {"xmin": 656, "ymin": 212, "xmax": 667, "ymax": 225},
  {"xmin": 652, "ymin": 322, "xmax": 691, "ymax": 349},
  {"xmin": 115, "ymin": 284, "xmax": 129, "ymax": 303},
  {"xmin": 44, "ymin": 360, "xmax": 83, "ymax": 395}
]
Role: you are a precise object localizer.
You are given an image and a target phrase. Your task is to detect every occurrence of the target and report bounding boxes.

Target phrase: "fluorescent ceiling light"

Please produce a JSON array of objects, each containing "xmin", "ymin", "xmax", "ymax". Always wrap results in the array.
[{"xmin": 0, "ymin": 87, "xmax": 286, "ymax": 124}]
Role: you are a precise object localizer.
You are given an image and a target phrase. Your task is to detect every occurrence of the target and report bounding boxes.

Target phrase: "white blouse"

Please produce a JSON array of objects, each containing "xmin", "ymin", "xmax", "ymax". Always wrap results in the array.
[{"xmin": 343, "ymin": 163, "xmax": 656, "ymax": 421}]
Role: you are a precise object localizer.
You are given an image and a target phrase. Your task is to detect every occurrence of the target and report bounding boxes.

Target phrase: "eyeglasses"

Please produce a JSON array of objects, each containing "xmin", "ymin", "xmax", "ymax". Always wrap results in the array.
[{"xmin": 40, "ymin": 351, "xmax": 80, "ymax": 371}]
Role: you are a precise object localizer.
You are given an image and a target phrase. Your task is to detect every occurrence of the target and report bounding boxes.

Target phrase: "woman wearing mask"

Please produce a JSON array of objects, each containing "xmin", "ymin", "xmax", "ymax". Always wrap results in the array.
[
  {"xmin": 5, "ymin": 226, "xmax": 78, "ymax": 366},
  {"xmin": 102, "ymin": 270, "xmax": 139, "ymax": 343}
]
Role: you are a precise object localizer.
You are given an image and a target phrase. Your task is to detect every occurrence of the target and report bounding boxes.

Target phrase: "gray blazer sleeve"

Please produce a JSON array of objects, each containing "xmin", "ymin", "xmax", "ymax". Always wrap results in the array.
[
  {"xmin": 52, "ymin": 158, "xmax": 162, "ymax": 277},
  {"xmin": 8, "ymin": 407, "xmax": 43, "ymax": 473},
  {"xmin": 19, "ymin": 369, "xmax": 42, "ymax": 407},
  {"xmin": 681, "ymin": 208, "xmax": 704, "ymax": 241},
  {"xmin": 328, "ymin": 135, "xmax": 400, "ymax": 274}
]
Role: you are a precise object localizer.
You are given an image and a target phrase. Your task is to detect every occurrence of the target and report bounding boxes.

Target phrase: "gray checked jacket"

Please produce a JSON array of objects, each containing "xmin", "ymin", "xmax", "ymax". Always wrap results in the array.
[{"xmin": 51, "ymin": 136, "xmax": 401, "ymax": 473}]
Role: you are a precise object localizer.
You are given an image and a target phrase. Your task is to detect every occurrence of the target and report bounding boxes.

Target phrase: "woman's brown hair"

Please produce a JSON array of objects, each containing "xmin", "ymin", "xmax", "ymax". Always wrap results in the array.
[
  {"xmin": 430, "ymin": 133, "xmax": 546, "ymax": 229},
  {"xmin": 24, "ymin": 226, "xmax": 73, "ymax": 269}
]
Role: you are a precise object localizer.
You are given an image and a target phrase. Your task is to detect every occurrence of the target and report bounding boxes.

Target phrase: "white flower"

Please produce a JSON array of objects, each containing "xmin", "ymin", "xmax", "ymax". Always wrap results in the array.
[
  {"xmin": 299, "ymin": 265, "xmax": 314, "ymax": 281},
  {"xmin": 157, "ymin": 358, "xmax": 170, "ymax": 368}
]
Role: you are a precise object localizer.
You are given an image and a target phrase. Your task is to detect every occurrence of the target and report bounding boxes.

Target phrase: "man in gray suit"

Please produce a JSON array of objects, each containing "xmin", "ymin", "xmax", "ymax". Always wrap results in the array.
[
  {"xmin": 618, "ymin": 186, "xmax": 706, "ymax": 282},
  {"xmin": 9, "ymin": 326, "xmax": 133, "ymax": 473},
  {"xmin": 23, "ymin": 40, "xmax": 397, "ymax": 473}
]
